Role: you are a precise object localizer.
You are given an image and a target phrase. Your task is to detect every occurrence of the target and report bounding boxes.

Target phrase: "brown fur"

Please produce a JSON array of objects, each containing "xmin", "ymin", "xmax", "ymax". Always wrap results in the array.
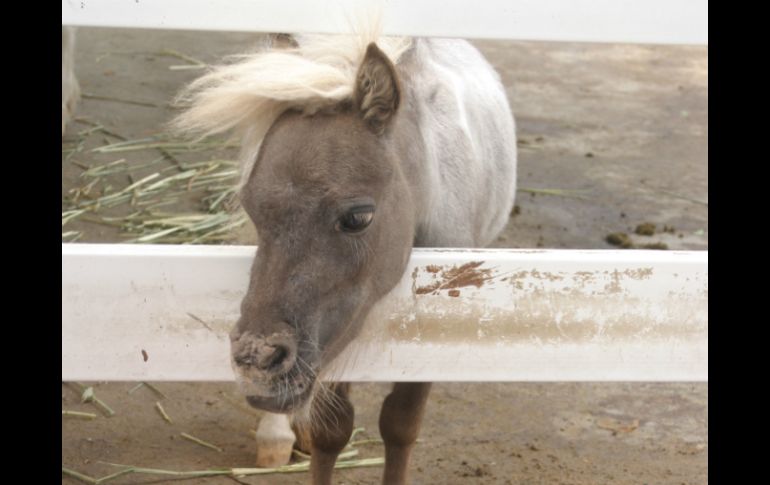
[
  {"xmin": 355, "ymin": 43, "xmax": 401, "ymax": 135},
  {"xmin": 228, "ymin": 42, "xmax": 429, "ymax": 484}
]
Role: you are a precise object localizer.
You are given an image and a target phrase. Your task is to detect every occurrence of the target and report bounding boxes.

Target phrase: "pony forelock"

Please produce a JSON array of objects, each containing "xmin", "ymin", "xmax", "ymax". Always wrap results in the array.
[{"xmin": 170, "ymin": 22, "xmax": 412, "ymax": 189}]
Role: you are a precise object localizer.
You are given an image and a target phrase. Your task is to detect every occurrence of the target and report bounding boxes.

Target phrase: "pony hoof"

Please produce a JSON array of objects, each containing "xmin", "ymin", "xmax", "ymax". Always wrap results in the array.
[{"xmin": 255, "ymin": 412, "xmax": 296, "ymax": 467}]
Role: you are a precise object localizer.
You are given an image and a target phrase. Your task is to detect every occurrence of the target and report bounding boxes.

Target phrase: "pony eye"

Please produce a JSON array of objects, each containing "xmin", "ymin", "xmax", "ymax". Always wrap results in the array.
[{"xmin": 336, "ymin": 208, "xmax": 374, "ymax": 233}]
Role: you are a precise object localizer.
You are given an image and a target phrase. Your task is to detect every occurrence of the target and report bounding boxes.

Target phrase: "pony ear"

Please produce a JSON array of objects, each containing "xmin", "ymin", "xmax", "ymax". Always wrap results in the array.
[{"xmin": 354, "ymin": 43, "xmax": 401, "ymax": 135}]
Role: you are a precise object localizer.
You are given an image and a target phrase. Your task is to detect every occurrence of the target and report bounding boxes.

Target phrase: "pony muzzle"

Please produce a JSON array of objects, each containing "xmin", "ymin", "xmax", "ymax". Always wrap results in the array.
[{"xmin": 230, "ymin": 328, "xmax": 298, "ymax": 378}]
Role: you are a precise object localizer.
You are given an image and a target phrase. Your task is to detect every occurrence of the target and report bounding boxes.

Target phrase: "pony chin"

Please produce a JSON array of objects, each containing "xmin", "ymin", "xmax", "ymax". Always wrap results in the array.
[
  {"xmin": 233, "ymin": 373, "xmax": 274, "ymax": 397},
  {"xmin": 231, "ymin": 358, "xmax": 274, "ymax": 397},
  {"xmin": 232, "ymin": 357, "xmax": 320, "ymax": 414}
]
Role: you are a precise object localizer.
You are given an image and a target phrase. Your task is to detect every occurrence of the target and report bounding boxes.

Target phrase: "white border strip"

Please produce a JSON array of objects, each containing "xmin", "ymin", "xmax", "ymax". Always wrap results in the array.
[{"xmin": 62, "ymin": 0, "xmax": 707, "ymax": 45}]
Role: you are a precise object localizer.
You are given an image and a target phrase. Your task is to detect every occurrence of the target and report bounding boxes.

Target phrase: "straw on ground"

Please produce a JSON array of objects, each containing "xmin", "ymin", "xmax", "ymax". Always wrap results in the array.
[
  {"xmin": 68, "ymin": 383, "xmax": 115, "ymax": 417},
  {"xmin": 63, "ymin": 427, "xmax": 386, "ymax": 483},
  {"xmin": 62, "ymin": 458, "xmax": 386, "ymax": 484},
  {"xmin": 62, "ymin": 410, "xmax": 98, "ymax": 420},
  {"xmin": 155, "ymin": 402, "xmax": 173, "ymax": 423},
  {"xmin": 62, "ymin": 141, "xmax": 246, "ymax": 244},
  {"xmin": 180, "ymin": 432, "xmax": 223, "ymax": 453}
]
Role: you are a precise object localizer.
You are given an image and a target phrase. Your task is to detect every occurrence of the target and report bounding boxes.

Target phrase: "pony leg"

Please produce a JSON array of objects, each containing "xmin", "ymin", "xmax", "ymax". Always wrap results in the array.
[
  {"xmin": 62, "ymin": 26, "xmax": 80, "ymax": 136},
  {"xmin": 379, "ymin": 382, "xmax": 432, "ymax": 485},
  {"xmin": 309, "ymin": 383, "xmax": 354, "ymax": 485},
  {"xmin": 291, "ymin": 418, "xmax": 313, "ymax": 455},
  {"xmin": 254, "ymin": 412, "xmax": 295, "ymax": 467}
]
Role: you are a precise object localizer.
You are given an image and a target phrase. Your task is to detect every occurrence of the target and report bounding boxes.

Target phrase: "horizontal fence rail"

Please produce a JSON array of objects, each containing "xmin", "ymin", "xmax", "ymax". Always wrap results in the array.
[
  {"xmin": 62, "ymin": 244, "xmax": 708, "ymax": 382},
  {"xmin": 62, "ymin": 0, "xmax": 708, "ymax": 45}
]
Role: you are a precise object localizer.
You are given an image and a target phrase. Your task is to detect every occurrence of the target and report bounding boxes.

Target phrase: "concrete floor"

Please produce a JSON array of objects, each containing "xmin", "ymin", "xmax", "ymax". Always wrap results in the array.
[{"xmin": 62, "ymin": 28, "xmax": 708, "ymax": 484}]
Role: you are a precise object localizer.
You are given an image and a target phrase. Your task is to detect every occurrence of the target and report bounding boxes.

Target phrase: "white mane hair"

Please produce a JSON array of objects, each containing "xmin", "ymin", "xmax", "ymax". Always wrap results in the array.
[{"xmin": 171, "ymin": 26, "xmax": 412, "ymax": 189}]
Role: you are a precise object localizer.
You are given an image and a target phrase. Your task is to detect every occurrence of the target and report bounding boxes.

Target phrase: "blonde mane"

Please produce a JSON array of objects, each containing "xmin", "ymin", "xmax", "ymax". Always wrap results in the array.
[{"xmin": 172, "ymin": 28, "xmax": 412, "ymax": 188}]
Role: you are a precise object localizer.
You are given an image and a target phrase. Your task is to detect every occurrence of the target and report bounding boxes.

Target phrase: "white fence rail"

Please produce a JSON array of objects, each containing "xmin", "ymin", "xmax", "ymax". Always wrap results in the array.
[
  {"xmin": 62, "ymin": 244, "xmax": 708, "ymax": 382},
  {"xmin": 61, "ymin": 2, "xmax": 707, "ymax": 383},
  {"xmin": 62, "ymin": 0, "xmax": 708, "ymax": 45}
]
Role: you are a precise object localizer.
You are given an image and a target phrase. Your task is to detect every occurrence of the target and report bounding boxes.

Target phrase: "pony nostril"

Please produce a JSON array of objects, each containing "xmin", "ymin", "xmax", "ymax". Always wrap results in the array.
[
  {"xmin": 231, "ymin": 327, "xmax": 296, "ymax": 374},
  {"xmin": 256, "ymin": 344, "xmax": 291, "ymax": 372}
]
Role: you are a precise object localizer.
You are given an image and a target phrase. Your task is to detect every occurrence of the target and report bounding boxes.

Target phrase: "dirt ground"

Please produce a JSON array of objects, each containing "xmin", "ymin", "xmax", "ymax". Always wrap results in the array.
[{"xmin": 62, "ymin": 28, "xmax": 708, "ymax": 484}]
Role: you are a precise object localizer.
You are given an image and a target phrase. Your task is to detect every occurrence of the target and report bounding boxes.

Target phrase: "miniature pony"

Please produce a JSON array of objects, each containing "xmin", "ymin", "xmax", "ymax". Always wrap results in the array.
[{"xmin": 174, "ymin": 27, "xmax": 517, "ymax": 485}]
